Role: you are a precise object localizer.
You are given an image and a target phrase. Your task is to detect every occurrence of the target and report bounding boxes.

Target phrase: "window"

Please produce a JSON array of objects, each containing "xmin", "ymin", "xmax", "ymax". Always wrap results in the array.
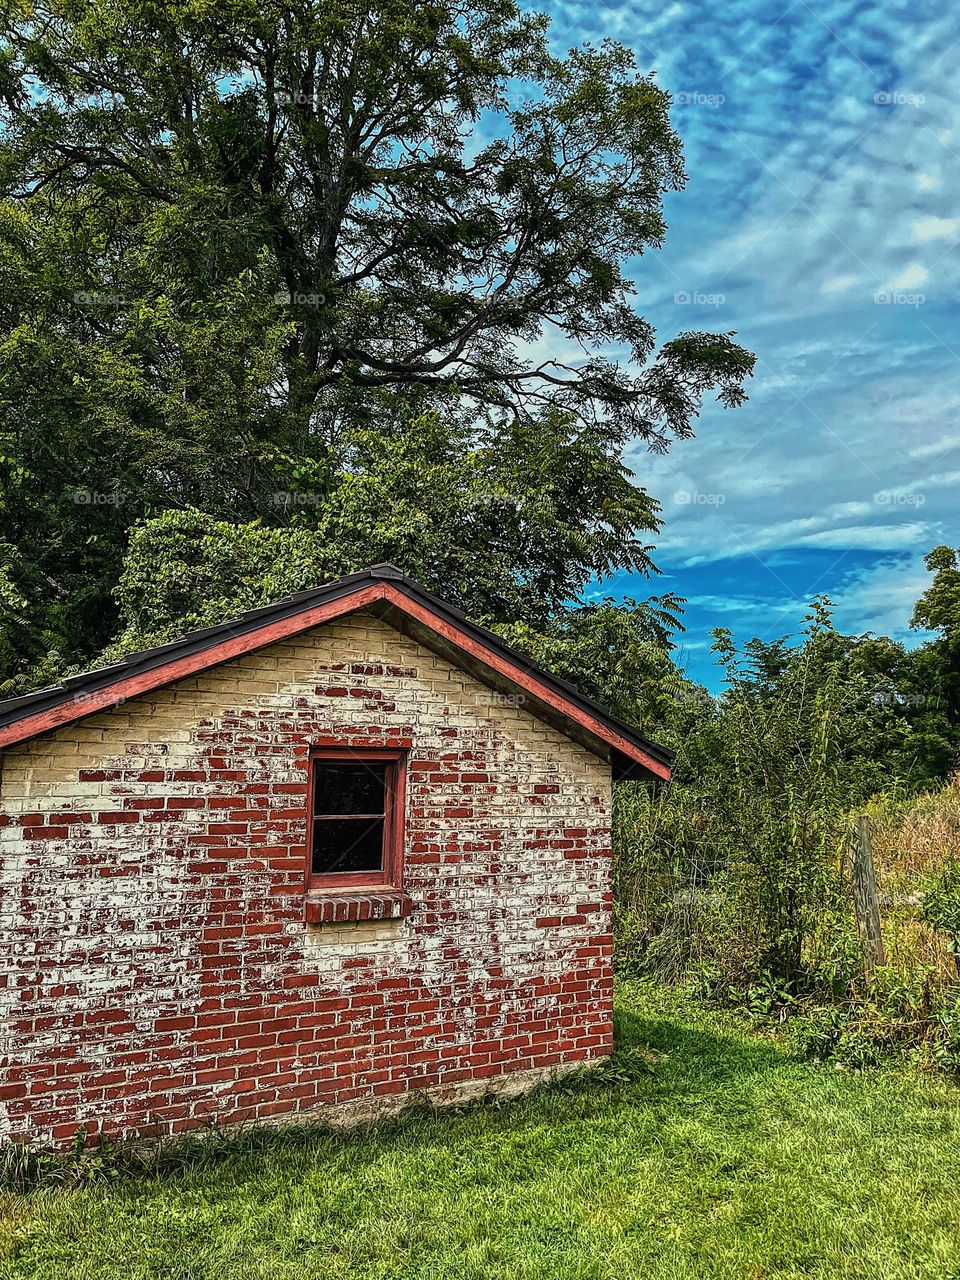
[{"xmin": 306, "ymin": 750, "xmax": 405, "ymax": 889}]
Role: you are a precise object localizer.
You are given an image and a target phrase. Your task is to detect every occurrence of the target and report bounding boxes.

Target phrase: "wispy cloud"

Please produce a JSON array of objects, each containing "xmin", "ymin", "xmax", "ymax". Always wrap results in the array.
[{"xmin": 539, "ymin": 0, "xmax": 959, "ymax": 682}]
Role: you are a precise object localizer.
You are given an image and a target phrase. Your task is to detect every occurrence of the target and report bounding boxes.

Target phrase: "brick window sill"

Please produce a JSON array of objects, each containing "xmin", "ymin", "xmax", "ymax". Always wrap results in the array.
[{"xmin": 304, "ymin": 888, "xmax": 413, "ymax": 926}]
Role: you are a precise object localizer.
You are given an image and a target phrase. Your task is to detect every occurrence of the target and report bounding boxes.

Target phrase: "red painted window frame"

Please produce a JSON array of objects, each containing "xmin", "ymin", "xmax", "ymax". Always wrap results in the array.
[{"xmin": 305, "ymin": 747, "xmax": 407, "ymax": 892}]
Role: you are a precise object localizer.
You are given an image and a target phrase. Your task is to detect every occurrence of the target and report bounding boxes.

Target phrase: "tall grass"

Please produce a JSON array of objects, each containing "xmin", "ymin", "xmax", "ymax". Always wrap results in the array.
[
  {"xmin": 616, "ymin": 771, "xmax": 960, "ymax": 1067},
  {"xmin": 868, "ymin": 778, "xmax": 960, "ymax": 989}
]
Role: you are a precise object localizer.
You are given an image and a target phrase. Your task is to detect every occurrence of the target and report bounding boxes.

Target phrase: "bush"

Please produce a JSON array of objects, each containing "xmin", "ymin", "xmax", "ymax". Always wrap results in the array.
[
  {"xmin": 787, "ymin": 969, "xmax": 935, "ymax": 1069},
  {"xmin": 615, "ymin": 603, "xmax": 878, "ymax": 987},
  {"xmin": 920, "ymin": 859, "xmax": 960, "ymax": 977}
]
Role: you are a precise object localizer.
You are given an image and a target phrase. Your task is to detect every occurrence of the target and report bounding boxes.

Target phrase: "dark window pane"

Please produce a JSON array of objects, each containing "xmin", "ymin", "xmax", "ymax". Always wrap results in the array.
[
  {"xmin": 313, "ymin": 762, "xmax": 386, "ymax": 816},
  {"xmin": 312, "ymin": 818, "xmax": 384, "ymax": 876}
]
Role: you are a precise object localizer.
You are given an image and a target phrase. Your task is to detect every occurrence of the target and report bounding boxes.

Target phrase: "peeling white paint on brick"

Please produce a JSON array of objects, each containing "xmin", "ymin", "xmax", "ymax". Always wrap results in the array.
[{"xmin": 1, "ymin": 613, "xmax": 614, "ymax": 1145}]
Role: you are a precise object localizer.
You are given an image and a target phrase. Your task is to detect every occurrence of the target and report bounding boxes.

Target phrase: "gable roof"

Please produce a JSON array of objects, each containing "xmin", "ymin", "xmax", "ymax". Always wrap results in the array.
[{"xmin": 0, "ymin": 564, "xmax": 672, "ymax": 781}]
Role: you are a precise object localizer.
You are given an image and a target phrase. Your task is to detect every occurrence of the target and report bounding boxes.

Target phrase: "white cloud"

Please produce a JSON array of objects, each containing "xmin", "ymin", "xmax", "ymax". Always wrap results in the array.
[
  {"xmin": 829, "ymin": 555, "xmax": 933, "ymax": 639},
  {"xmin": 885, "ymin": 262, "xmax": 929, "ymax": 290},
  {"xmin": 909, "ymin": 433, "xmax": 960, "ymax": 459},
  {"xmin": 916, "ymin": 172, "xmax": 941, "ymax": 191},
  {"xmin": 911, "ymin": 216, "xmax": 958, "ymax": 243},
  {"xmin": 797, "ymin": 524, "xmax": 930, "ymax": 551},
  {"xmin": 693, "ymin": 594, "xmax": 772, "ymax": 612},
  {"xmin": 822, "ymin": 273, "xmax": 859, "ymax": 294},
  {"xmin": 826, "ymin": 501, "xmax": 874, "ymax": 518}
]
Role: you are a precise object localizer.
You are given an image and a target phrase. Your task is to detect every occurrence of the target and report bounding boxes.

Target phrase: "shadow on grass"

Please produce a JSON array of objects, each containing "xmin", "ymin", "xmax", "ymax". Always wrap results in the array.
[
  {"xmin": 615, "ymin": 1003, "xmax": 786, "ymax": 1088},
  {"xmin": 569, "ymin": 1002, "xmax": 789, "ymax": 1134}
]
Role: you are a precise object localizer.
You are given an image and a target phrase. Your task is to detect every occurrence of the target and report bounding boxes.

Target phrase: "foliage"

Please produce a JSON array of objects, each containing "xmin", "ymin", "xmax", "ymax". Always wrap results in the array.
[
  {"xmin": 0, "ymin": 0, "xmax": 755, "ymax": 681},
  {"xmin": 910, "ymin": 545, "xmax": 960, "ymax": 760},
  {"xmin": 787, "ymin": 981, "xmax": 932, "ymax": 1071},
  {"xmin": 920, "ymin": 860, "xmax": 960, "ymax": 976},
  {"xmin": 620, "ymin": 767, "xmax": 960, "ymax": 1074},
  {"xmin": 103, "ymin": 403, "xmax": 675, "ymax": 656},
  {"xmin": 0, "ymin": 547, "xmax": 66, "ymax": 696},
  {"xmin": 493, "ymin": 594, "xmax": 691, "ymax": 728},
  {"xmin": 1, "ymin": 0, "xmax": 755, "ymax": 435},
  {"xmin": 616, "ymin": 600, "xmax": 885, "ymax": 986},
  {"xmin": 615, "ymin": 580, "xmax": 960, "ymax": 1018},
  {"xmin": 789, "ymin": 781, "xmax": 960, "ymax": 1070},
  {"xmin": 106, "ymin": 508, "xmax": 334, "ymax": 654},
  {"xmin": 0, "ymin": 1127, "xmax": 120, "ymax": 1192},
  {"xmin": 912, "ymin": 545, "xmax": 960, "ymax": 641},
  {"xmin": 921, "ymin": 861, "xmax": 960, "ymax": 949}
]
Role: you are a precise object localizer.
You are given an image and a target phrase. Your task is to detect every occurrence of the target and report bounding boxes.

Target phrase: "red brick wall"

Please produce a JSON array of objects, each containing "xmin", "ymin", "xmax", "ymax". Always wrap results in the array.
[{"xmin": 0, "ymin": 614, "xmax": 614, "ymax": 1145}]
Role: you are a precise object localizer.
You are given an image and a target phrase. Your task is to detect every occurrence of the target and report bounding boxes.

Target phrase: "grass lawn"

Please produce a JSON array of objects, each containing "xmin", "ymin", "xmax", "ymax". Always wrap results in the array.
[{"xmin": 4, "ymin": 981, "xmax": 960, "ymax": 1280}]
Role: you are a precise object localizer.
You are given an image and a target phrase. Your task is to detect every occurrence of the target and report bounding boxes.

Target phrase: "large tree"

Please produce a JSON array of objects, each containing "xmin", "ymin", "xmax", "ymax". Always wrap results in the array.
[
  {"xmin": 0, "ymin": 0, "xmax": 754, "ymax": 681},
  {"xmin": 910, "ymin": 545, "xmax": 960, "ymax": 755}
]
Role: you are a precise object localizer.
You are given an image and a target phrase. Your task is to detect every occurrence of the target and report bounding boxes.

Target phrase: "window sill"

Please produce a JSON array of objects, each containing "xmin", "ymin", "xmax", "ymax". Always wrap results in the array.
[{"xmin": 304, "ymin": 888, "xmax": 413, "ymax": 926}]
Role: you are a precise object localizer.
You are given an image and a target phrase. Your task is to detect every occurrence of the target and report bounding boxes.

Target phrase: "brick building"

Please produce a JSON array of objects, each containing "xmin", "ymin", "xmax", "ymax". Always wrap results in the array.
[{"xmin": 0, "ymin": 565, "xmax": 671, "ymax": 1145}]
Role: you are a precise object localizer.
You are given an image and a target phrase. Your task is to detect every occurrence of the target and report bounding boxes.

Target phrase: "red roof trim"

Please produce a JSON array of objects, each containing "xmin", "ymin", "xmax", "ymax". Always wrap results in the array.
[
  {"xmin": 0, "ymin": 577, "xmax": 670, "ymax": 780},
  {"xmin": 378, "ymin": 584, "xmax": 671, "ymax": 780},
  {"xmin": 0, "ymin": 584, "xmax": 385, "ymax": 750}
]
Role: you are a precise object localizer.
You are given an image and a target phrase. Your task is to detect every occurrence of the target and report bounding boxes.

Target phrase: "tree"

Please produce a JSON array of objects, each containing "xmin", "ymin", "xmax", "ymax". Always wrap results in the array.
[
  {"xmin": 913, "ymin": 546, "xmax": 960, "ymax": 643},
  {"xmin": 107, "ymin": 408, "xmax": 673, "ymax": 653},
  {"xmin": 0, "ymin": 0, "xmax": 754, "ymax": 681},
  {"xmin": 493, "ymin": 594, "xmax": 687, "ymax": 729},
  {"xmin": 909, "ymin": 545, "xmax": 960, "ymax": 768},
  {"xmin": 740, "ymin": 616, "xmax": 956, "ymax": 791},
  {"xmin": 1, "ymin": 0, "xmax": 753, "ymax": 436}
]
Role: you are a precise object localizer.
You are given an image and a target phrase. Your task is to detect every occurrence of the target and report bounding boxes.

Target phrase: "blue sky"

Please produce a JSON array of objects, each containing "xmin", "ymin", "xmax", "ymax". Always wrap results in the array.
[{"xmin": 539, "ymin": 0, "xmax": 960, "ymax": 687}]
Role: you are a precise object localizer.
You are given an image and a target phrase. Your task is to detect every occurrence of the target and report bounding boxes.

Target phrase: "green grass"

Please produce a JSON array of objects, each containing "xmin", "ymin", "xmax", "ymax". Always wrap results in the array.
[{"xmin": 5, "ymin": 981, "xmax": 960, "ymax": 1280}]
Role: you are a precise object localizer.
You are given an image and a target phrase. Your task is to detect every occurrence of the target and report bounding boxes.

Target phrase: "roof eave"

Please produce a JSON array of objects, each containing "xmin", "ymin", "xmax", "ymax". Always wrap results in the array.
[{"xmin": 0, "ymin": 567, "xmax": 672, "ymax": 781}]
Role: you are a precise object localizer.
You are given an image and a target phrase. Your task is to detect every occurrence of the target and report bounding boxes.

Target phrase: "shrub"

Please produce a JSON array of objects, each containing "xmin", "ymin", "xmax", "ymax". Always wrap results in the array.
[
  {"xmin": 615, "ymin": 602, "xmax": 880, "ymax": 987},
  {"xmin": 787, "ymin": 972, "xmax": 932, "ymax": 1070},
  {"xmin": 920, "ymin": 859, "xmax": 960, "ymax": 976}
]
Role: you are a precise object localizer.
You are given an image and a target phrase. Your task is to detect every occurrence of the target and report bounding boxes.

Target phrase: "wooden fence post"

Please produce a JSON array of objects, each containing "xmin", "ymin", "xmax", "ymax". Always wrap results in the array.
[{"xmin": 850, "ymin": 813, "xmax": 885, "ymax": 980}]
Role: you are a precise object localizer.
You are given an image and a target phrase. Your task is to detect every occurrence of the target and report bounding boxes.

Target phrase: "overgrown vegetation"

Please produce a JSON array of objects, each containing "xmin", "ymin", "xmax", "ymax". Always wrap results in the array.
[{"xmin": 614, "ymin": 551, "xmax": 960, "ymax": 1070}]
